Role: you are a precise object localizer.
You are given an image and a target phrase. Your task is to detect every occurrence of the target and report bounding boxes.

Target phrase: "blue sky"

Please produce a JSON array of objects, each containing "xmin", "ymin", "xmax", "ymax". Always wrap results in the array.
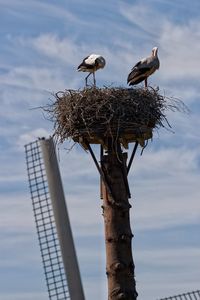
[{"xmin": 0, "ymin": 0, "xmax": 200, "ymax": 299}]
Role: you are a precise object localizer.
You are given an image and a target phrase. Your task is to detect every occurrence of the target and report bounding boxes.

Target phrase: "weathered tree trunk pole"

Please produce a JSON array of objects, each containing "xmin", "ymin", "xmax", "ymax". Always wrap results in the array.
[{"xmin": 101, "ymin": 142, "xmax": 138, "ymax": 300}]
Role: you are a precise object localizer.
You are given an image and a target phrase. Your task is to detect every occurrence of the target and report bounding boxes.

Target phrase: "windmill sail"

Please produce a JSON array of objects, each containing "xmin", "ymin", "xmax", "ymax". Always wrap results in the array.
[
  {"xmin": 25, "ymin": 138, "xmax": 85, "ymax": 300},
  {"xmin": 158, "ymin": 290, "xmax": 200, "ymax": 300}
]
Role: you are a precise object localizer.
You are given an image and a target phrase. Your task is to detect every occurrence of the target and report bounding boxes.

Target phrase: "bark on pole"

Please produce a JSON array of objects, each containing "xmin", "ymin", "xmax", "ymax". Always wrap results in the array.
[{"xmin": 101, "ymin": 142, "xmax": 138, "ymax": 300}]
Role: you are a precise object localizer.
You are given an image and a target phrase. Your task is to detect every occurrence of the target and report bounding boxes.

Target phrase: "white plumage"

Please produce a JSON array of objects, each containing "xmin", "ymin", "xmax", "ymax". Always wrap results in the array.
[
  {"xmin": 77, "ymin": 54, "xmax": 106, "ymax": 87},
  {"xmin": 127, "ymin": 47, "xmax": 160, "ymax": 88}
]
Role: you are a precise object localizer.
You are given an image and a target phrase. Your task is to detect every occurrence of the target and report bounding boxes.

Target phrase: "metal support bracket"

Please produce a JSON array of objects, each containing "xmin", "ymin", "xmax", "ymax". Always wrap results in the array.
[
  {"xmin": 127, "ymin": 142, "xmax": 139, "ymax": 174},
  {"xmin": 117, "ymin": 142, "xmax": 131, "ymax": 198},
  {"xmin": 85, "ymin": 140, "xmax": 114, "ymax": 201}
]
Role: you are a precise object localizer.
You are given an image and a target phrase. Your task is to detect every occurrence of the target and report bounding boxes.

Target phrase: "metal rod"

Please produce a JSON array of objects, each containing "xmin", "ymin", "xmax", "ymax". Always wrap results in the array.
[
  {"xmin": 127, "ymin": 141, "xmax": 139, "ymax": 174},
  {"xmin": 40, "ymin": 137, "xmax": 85, "ymax": 300},
  {"xmin": 100, "ymin": 144, "xmax": 103, "ymax": 160},
  {"xmin": 100, "ymin": 145, "xmax": 103, "ymax": 199},
  {"xmin": 85, "ymin": 141, "xmax": 114, "ymax": 200},
  {"xmin": 117, "ymin": 142, "xmax": 131, "ymax": 198}
]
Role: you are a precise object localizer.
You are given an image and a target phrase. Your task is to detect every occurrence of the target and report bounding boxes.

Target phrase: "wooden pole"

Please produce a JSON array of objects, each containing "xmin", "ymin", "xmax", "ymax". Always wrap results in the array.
[{"xmin": 101, "ymin": 142, "xmax": 138, "ymax": 300}]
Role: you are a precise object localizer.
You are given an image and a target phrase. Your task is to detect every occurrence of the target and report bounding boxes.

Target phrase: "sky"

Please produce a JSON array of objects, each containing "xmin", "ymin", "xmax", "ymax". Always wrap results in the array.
[{"xmin": 0, "ymin": 0, "xmax": 200, "ymax": 299}]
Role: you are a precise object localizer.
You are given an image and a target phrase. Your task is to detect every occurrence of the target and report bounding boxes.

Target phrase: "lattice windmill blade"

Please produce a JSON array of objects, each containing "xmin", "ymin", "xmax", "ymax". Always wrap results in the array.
[
  {"xmin": 25, "ymin": 137, "xmax": 85, "ymax": 300},
  {"xmin": 158, "ymin": 290, "xmax": 200, "ymax": 300}
]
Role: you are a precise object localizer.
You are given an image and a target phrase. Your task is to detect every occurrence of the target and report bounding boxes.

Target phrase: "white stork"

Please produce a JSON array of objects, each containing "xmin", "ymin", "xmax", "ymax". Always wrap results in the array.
[
  {"xmin": 127, "ymin": 47, "xmax": 160, "ymax": 88},
  {"xmin": 77, "ymin": 54, "xmax": 106, "ymax": 87}
]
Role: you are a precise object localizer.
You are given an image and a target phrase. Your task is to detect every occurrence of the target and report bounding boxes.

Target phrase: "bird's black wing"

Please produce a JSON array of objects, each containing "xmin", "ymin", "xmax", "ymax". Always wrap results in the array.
[
  {"xmin": 127, "ymin": 67, "xmax": 151, "ymax": 84},
  {"xmin": 77, "ymin": 55, "xmax": 94, "ymax": 70},
  {"xmin": 131, "ymin": 60, "xmax": 142, "ymax": 70},
  {"xmin": 127, "ymin": 59, "xmax": 152, "ymax": 84}
]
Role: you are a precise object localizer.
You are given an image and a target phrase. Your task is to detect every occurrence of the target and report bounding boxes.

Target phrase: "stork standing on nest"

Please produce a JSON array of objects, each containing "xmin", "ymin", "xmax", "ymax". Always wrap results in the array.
[
  {"xmin": 77, "ymin": 54, "xmax": 106, "ymax": 87},
  {"xmin": 127, "ymin": 47, "xmax": 160, "ymax": 88}
]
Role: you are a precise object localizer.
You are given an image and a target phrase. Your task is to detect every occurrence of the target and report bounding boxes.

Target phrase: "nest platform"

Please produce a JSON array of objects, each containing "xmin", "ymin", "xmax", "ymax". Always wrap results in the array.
[{"xmin": 48, "ymin": 87, "xmax": 168, "ymax": 149}]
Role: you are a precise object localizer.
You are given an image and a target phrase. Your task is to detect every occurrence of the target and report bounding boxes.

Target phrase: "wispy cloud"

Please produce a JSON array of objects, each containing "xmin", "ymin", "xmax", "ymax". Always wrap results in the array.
[
  {"xmin": 0, "ymin": 292, "xmax": 47, "ymax": 300},
  {"xmin": 159, "ymin": 20, "xmax": 200, "ymax": 79},
  {"xmin": 23, "ymin": 34, "xmax": 80, "ymax": 66},
  {"xmin": 0, "ymin": 66, "xmax": 68, "ymax": 92},
  {"xmin": 17, "ymin": 128, "xmax": 50, "ymax": 147},
  {"xmin": 0, "ymin": 194, "xmax": 35, "ymax": 232},
  {"xmin": 0, "ymin": 0, "xmax": 80, "ymax": 23},
  {"xmin": 119, "ymin": 2, "xmax": 164, "ymax": 38}
]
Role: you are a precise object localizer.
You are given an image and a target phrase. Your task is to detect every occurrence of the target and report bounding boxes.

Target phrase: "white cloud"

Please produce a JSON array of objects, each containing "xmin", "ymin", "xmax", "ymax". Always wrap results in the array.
[
  {"xmin": 159, "ymin": 20, "xmax": 200, "ymax": 80},
  {"xmin": 134, "ymin": 146, "xmax": 200, "ymax": 176},
  {"xmin": 18, "ymin": 128, "xmax": 50, "ymax": 146},
  {"xmin": 0, "ymin": 66, "xmax": 67, "ymax": 92},
  {"xmin": 128, "ymin": 145, "xmax": 200, "ymax": 230},
  {"xmin": 29, "ymin": 34, "xmax": 81, "ymax": 65},
  {"xmin": 136, "ymin": 247, "xmax": 200, "ymax": 268},
  {"xmin": 119, "ymin": 2, "xmax": 163, "ymax": 37},
  {"xmin": 0, "ymin": 194, "xmax": 35, "ymax": 232},
  {"xmin": 0, "ymin": 0, "xmax": 79, "ymax": 24}
]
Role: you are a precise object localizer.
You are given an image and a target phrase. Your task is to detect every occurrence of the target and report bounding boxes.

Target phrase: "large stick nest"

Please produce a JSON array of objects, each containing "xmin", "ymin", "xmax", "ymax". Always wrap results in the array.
[{"xmin": 45, "ymin": 87, "xmax": 185, "ymax": 145}]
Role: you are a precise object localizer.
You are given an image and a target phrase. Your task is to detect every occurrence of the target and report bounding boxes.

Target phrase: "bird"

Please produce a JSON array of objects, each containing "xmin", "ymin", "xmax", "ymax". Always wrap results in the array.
[
  {"xmin": 127, "ymin": 47, "xmax": 160, "ymax": 88},
  {"xmin": 77, "ymin": 54, "xmax": 106, "ymax": 87}
]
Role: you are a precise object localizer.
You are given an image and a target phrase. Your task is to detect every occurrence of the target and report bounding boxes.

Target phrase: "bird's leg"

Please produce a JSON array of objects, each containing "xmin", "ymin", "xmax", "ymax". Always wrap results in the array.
[
  {"xmin": 144, "ymin": 78, "xmax": 148, "ymax": 89},
  {"xmin": 93, "ymin": 72, "xmax": 96, "ymax": 87},
  {"xmin": 85, "ymin": 73, "xmax": 92, "ymax": 87}
]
